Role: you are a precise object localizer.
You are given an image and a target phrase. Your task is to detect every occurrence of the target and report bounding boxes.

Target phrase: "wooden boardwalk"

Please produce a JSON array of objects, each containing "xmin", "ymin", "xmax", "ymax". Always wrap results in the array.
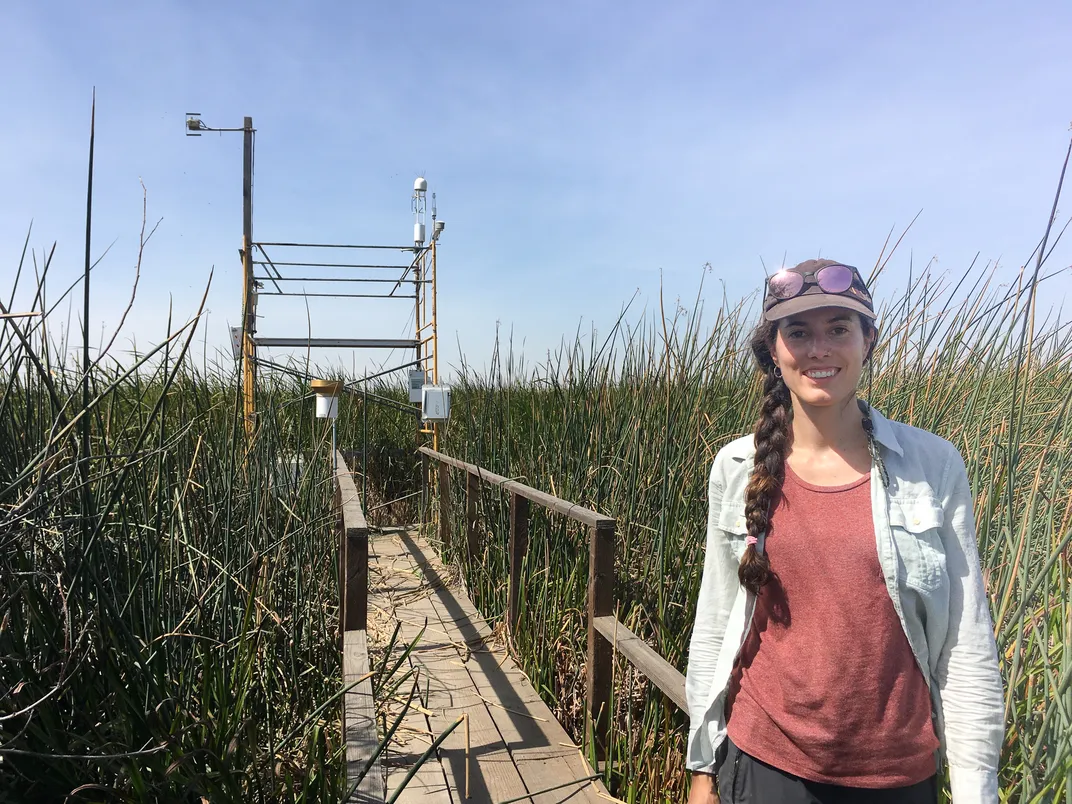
[{"xmin": 364, "ymin": 525, "xmax": 611, "ymax": 804}]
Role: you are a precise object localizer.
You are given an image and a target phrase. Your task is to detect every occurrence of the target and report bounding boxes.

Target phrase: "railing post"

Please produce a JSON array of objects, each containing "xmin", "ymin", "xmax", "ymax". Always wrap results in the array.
[
  {"xmin": 420, "ymin": 451, "xmax": 430, "ymax": 527},
  {"xmin": 507, "ymin": 492, "xmax": 530, "ymax": 638},
  {"xmin": 437, "ymin": 462, "xmax": 452, "ymax": 549},
  {"xmin": 465, "ymin": 471, "xmax": 480, "ymax": 567},
  {"xmin": 586, "ymin": 519, "xmax": 615, "ymax": 761}
]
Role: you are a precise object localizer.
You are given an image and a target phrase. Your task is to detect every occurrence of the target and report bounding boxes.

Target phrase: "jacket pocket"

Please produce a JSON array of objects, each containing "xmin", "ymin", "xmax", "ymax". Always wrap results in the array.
[
  {"xmin": 888, "ymin": 497, "xmax": 945, "ymax": 591},
  {"xmin": 718, "ymin": 505, "xmax": 749, "ymax": 559}
]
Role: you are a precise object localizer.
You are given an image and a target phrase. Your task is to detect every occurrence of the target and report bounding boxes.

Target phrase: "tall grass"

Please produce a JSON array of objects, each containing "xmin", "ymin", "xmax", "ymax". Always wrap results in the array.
[
  {"xmin": 433, "ymin": 259, "xmax": 1072, "ymax": 803},
  {"xmin": 0, "ymin": 257, "xmax": 371, "ymax": 800}
]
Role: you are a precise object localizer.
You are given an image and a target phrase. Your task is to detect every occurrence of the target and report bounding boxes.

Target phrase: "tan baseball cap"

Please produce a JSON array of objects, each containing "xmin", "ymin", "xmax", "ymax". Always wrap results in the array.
[{"xmin": 763, "ymin": 259, "xmax": 876, "ymax": 322}]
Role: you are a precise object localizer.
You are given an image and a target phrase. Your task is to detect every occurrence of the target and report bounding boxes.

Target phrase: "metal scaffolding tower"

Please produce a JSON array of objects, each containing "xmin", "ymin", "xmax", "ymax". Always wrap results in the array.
[{"xmin": 186, "ymin": 113, "xmax": 443, "ymax": 447}]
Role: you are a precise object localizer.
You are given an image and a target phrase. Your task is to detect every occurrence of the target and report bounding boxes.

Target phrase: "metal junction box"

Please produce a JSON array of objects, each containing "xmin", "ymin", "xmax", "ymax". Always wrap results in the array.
[
  {"xmin": 421, "ymin": 384, "xmax": 451, "ymax": 421},
  {"xmin": 408, "ymin": 369, "xmax": 429, "ymax": 404}
]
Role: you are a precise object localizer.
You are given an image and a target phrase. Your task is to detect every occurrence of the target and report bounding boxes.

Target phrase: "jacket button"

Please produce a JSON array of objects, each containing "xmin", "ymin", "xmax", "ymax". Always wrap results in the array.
[{"xmin": 912, "ymin": 517, "xmax": 920, "ymax": 525}]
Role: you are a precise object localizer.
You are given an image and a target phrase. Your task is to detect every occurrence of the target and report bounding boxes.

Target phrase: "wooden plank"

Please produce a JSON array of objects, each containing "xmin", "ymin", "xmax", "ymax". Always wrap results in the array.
[
  {"xmin": 459, "ymin": 654, "xmax": 607, "ymax": 803},
  {"xmin": 383, "ymin": 529, "xmax": 609, "ymax": 803},
  {"xmin": 337, "ymin": 483, "xmax": 346, "ymax": 641},
  {"xmin": 412, "ymin": 616, "xmax": 583, "ymax": 804},
  {"xmin": 586, "ymin": 521, "xmax": 614, "ymax": 760},
  {"xmin": 510, "ymin": 755, "xmax": 606, "ymax": 804},
  {"xmin": 336, "ymin": 450, "xmax": 368, "ymax": 531},
  {"xmin": 403, "ymin": 591, "xmax": 528, "ymax": 801},
  {"xmin": 344, "ymin": 629, "xmax": 385, "ymax": 803},
  {"xmin": 419, "ymin": 447, "xmax": 613, "ymax": 529},
  {"xmin": 347, "ymin": 531, "xmax": 369, "ymax": 631},
  {"xmin": 369, "ymin": 532, "xmax": 480, "ymax": 803},
  {"xmin": 366, "ymin": 563, "xmax": 452, "ymax": 803},
  {"xmin": 377, "ymin": 628, "xmax": 452, "ymax": 803},
  {"xmin": 337, "ymin": 450, "xmax": 369, "ymax": 631},
  {"xmin": 384, "ymin": 738, "xmax": 452, "ymax": 804},
  {"xmin": 508, "ymin": 493, "xmax": 529, "ymax": 637},
  {"xmin": 593, "ymin": 615, "xmax": 687, "ymax": 712}
]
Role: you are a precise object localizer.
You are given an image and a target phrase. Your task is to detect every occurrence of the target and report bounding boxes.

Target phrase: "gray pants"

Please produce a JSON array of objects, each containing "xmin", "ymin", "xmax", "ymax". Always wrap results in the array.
[{"xmin": 717, "ymin": 738, "xmax": 938, "ymax": 804}]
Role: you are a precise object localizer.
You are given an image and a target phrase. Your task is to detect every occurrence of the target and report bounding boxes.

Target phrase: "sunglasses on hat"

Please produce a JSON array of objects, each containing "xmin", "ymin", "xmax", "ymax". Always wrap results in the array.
[
  {"xmin": 767, "ymin": 263, "xmax": 856, "ymax": 300},
  {"xmin": 762, "ymin": 259, "xmax": 876, "ymax": 322}
]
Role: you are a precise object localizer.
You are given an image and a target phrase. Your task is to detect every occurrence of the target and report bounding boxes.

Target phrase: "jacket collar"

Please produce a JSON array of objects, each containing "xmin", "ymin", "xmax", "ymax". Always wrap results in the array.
[
  {"xmin": 863, "ymin": 402, "xmax": 904, "ymax": 457},
  {"xmin": 725, "ymin": 401, "xmax": 904, "ymax": 460}
]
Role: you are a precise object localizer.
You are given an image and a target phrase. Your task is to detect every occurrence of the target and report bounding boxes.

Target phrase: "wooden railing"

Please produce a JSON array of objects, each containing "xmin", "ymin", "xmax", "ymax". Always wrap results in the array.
[
  {"xmin": 418, "ymin": 446, "xmax": 687, "ymax": 759},
  {"xmin": 335, "ymin": 451, "xmax": 369, "ymax": 632},
  {"xmin": 332, "ymin": 451, "xmax": 382, "ymax": 803}
]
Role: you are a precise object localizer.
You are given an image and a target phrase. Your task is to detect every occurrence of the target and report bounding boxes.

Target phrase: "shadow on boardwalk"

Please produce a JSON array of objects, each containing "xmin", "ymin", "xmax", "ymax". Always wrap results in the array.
[{"xmin": 366, "ymin": 525, "xmax": 610, "ymax": 804}]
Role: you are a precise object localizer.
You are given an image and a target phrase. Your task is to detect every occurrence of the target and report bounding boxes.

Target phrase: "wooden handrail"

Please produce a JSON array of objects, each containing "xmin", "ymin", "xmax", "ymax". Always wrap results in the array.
[
  {"xmin": 422, "ymin": 446, "xmax": 685, "ymax": 762},
  {"xmin": 593, "ymin": 616, "xmax": 687, "ymax": 711},
  {"xmin": 335, "ymin": 450, "xmax": 369, "ymax": 632},
  {"xmin": 331, "ymin": 451, "xmax": 382, "ymax": 802},
  {"xmin": 418, "ymin": 446, "xmax": 614, "ymax": 529}
]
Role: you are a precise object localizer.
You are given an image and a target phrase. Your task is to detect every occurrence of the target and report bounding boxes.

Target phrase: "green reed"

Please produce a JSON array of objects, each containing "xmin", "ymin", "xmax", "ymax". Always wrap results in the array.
[{"xmin": 0, "ymin": 251, "xmax": 432, "ymax": 801}]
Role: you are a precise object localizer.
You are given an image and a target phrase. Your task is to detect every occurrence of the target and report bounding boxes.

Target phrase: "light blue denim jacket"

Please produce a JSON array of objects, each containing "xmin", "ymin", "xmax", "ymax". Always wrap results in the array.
[{"xmin": 684, "ymin": 404, "xmax": 1004, "ymax": 804}]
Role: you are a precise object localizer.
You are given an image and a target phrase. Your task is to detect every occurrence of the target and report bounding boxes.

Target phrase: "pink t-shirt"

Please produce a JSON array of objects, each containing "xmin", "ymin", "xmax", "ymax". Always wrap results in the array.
[{"xmin": 726, "ymin": 464, "xmax": 939, "ymax": 787}]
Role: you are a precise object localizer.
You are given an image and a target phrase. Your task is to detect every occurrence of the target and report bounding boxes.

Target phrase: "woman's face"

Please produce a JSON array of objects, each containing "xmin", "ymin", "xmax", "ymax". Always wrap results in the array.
[{"xmin": 771, "ymin": 307, "xmax": 873, "ymax": 408}]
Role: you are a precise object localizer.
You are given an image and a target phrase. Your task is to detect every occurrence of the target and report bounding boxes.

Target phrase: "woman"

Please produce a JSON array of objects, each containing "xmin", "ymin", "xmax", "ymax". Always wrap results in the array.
[{"xmin": 685, "ymin": 260, "xmax": 1004, "ymax": 804}]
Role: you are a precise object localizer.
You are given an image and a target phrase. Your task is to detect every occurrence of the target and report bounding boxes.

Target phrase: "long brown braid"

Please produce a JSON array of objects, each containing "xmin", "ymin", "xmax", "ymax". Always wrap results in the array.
[{"xmin": 738, "ymin": 315, "xmax": 880, "ymax": 595}]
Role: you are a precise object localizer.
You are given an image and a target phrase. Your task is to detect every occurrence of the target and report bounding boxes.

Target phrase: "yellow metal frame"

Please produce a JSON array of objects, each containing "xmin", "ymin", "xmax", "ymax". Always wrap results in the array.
[
  {"xmin": 416, "ymin": 238, "xmax": 440, "ymax": 450},
  {"xmin": 241, "ymin": 233, "xmax": 257, "ymax": 437}
]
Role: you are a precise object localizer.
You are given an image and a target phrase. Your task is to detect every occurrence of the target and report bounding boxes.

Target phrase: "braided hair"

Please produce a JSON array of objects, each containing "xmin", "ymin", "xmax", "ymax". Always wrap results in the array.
[{"xmin": 738, "ymin": 315, "xmax": 882, "ymax": 595}]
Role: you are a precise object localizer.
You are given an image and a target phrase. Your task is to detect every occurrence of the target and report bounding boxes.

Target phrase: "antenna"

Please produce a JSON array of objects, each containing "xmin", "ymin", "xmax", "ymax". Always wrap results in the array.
[{"xmin": 412, "ymin": 177, "xmax": 427, "ymax": 247}]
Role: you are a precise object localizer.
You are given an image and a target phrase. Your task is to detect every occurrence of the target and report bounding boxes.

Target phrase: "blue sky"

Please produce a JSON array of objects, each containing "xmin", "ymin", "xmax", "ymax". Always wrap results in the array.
[{"xmin": 2, "ymin": 1, "xmax": 1071, "ymax": 381}]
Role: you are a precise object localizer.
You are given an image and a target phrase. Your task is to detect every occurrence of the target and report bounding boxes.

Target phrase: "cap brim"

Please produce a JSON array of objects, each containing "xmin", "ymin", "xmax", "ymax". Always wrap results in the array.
[{"xmin": 764, "ymin": 293, "xmax": 876, "ymax": 322}]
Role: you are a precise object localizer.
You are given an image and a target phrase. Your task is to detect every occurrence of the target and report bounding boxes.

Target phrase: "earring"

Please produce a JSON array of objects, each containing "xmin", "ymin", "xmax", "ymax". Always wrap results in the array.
[{"xmin": 774, "ymin": 366, "xmax": 783, "ymax": 378}]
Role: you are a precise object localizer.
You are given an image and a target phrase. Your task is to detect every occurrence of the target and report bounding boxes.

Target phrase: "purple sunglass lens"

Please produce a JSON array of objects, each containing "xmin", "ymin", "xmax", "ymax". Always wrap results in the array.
[
  {"xmin": 816, "ymin": 264, "xmax": 854, "ymax": 294},
  {"xmin": 768, "ymin": 271, "xmax": 803, "ymax": 299}
]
